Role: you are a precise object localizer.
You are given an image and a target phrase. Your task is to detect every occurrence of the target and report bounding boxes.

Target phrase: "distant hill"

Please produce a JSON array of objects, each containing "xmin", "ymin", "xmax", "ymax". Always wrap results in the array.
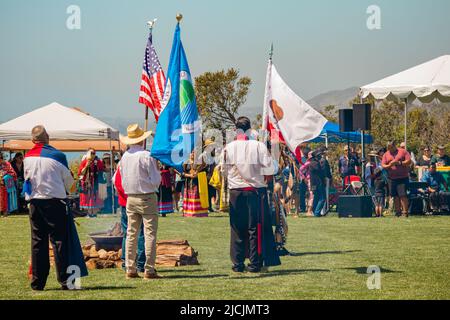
[
  {"xmin": 98, "ymin": 116, "xmax": 156, "ymax": 135},
  {"xmin": 241, "ymin": 87, "xmax": 360, "ymax": 119},
  {"xmin": 306, "ymin": 87, "xmax": 360, "ymax": 111}
]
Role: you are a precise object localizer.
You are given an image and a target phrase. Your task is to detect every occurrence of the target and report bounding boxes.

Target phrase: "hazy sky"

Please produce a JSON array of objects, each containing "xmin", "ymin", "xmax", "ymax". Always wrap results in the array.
[{"xmin": 1, "ymin": 0, "xmax": 450, "ymax": 127}]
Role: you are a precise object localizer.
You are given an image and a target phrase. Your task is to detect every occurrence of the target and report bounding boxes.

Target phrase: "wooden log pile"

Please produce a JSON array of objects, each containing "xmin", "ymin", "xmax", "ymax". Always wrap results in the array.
[
  {"xmin": 156, "ymin": 240, "xmax": 199, "ymax": 267},
  {"xmin": 82, "ymin": 244, "xmax": 123, "ymax": 270},
  {"xmin": 50, "ymin": 239, "xmax": 199, "ymax": 270}
]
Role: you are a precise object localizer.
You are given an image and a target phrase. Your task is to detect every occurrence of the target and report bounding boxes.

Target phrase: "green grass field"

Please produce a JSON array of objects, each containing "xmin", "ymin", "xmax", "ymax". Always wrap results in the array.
[{"xmin": 0, "ymin": 213, "xmax": 449, "ymax": 300}]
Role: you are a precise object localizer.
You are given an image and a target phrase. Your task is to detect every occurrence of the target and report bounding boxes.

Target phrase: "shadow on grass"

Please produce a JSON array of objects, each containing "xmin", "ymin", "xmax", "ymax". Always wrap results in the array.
[
  {"xmin": 163, "ymin": 273, "xmax": 229, "ymax": 280},
  {"xmin": 200, "ymin": 215, "xmax": 229, "ymax": 219},
  {"xmin": 231, "ymin": 268, "xmax": 330, "ymax": 279},
  {"xmin": 46, "ymin": 286, "xmax": 137, "ymax": 291},
  {"xmin": 158, "ymin": 269, "xmax": 207, "ymax": 273},
  {"xmin": 288, "ymin": 250, "xmax": 362, "ymax": 257},
  {"xmin": 343, "ymin": 267, "xmax": 402, "ymax": 274}
]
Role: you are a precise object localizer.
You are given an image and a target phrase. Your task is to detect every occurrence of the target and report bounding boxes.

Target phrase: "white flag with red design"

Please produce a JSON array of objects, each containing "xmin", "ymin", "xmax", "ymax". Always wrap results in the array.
[{"xmin": 262, "ymin": 61, "xmax": 327, "ymax": 157}]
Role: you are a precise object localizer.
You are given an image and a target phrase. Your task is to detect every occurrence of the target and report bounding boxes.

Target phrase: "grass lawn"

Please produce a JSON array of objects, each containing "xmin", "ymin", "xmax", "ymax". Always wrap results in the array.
[{"xmin": 0, "ymin": 212, "xmax": 449, "ymax": 300}]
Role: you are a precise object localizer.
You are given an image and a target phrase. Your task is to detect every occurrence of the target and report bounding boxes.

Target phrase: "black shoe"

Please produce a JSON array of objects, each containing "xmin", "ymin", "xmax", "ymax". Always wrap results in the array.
[
  {"xmin": 247, "ymin": 265, "xmax": 261, "ymax": 273},
  {"xmin": 232, "ymin": 265, "xmax": 245, "ymax": 273},
  {"xmin": 232, "ymin": 268, "xmax": 245, "ymax": 273},
  {"xmin": 31, "ymin": 287, "xmax": 44, "ymax": 291},
  {"xmin": 277, "ymin": 246, "xmax": 290, "ymax": 256}
]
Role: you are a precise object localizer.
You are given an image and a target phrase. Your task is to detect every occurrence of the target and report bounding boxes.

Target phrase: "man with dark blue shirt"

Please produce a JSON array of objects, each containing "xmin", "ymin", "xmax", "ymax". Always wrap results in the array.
[{"xmin": 421, "ymin": 164, "xmax": 449, "ymax": 211}]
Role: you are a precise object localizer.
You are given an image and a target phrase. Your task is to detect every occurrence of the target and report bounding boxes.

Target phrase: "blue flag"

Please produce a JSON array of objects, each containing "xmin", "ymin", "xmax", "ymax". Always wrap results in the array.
[{"xmin": 151, "ymin": 23, "xmax": 201, "ymax": 172}]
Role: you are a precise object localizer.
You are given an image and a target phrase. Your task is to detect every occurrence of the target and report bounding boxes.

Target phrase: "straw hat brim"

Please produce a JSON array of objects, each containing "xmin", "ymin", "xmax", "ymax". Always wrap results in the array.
[
  {"xmin": 120, "ymin": 131, "xmax": 152, "ymax": 145},
  {"xmin": 203, "ymin": 141, "xmax": 215, "ymax": 148}
]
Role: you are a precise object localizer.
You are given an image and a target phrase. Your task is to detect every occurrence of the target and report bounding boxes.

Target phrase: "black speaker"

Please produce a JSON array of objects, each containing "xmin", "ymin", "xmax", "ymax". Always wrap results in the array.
[
  {"xmin": 339, "ymin": 109, "xmax": 353, "ymax": 132},
  {"xmin": 353, "ymin": 104, "xmax": 371, "ymax": 131},
  {"xmin": 408, "ymin": 196, "xmax": 425, "ymax": 216},
  {"xmin": 338, "ymin": 195, "xmax": 373, "ymax": 218}
]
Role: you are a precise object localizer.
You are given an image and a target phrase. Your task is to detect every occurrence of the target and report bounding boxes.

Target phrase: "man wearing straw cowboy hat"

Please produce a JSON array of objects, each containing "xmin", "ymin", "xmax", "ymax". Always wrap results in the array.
[{"xmin": 118, "ymin": 124, "xmax": 162, "ymax": 279}]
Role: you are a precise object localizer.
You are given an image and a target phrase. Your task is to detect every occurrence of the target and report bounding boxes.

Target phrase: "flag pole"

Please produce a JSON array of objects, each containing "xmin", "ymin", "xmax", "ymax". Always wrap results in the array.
[
  {"xmin": 143, "ymin": 19, "xmax": 156, "ymax": 149},
  {"xmin": 262, "ymin": 43, "xmax": 273, "ymax": 136},
  {"xmin": 269, "ymin": 43, "xmax": 274, "ymax": 61},
  {"xmin": 266, "ymin": 44, "xmax": 288, "ymax": 254},
  {"xmin": 144, "ymin": 108, "xmax": 149, "ymax": 150}
]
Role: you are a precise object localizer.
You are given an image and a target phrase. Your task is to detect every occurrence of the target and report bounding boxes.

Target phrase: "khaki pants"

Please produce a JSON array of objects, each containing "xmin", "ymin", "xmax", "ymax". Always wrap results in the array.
[{"xmin": 125, "ymin": 193, "xmax": 158, "ymax": 274}]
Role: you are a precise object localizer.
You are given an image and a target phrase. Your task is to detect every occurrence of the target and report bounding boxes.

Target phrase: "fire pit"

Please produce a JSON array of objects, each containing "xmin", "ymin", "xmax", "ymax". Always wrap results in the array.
[
  {"xmin": 88, "ymin": 232, "xmax": 123, "ymax": 251},
  {"xmin": 80, "ymin": 239, "xmax": 200, "ymax": 270},
  {"xmin": 81, "ymin": 223, "xmax": 200, "ymax": 270},
  {"xmin": 88, "ymin": 222, "xmax": 123, "ymax": 251}
]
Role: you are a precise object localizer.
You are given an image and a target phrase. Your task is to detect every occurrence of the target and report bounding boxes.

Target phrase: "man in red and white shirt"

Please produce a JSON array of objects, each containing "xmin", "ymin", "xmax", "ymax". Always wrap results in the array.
[{"xmin": 24, "ymin": 125, "xmax": 74, "ymax": 291}]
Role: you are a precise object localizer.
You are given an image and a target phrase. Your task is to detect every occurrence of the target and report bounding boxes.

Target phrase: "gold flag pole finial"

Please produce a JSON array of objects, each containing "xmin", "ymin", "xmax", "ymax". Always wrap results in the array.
[{"xmin": 176, "ymin": 13, "xmax": 183, "ymax": 23}]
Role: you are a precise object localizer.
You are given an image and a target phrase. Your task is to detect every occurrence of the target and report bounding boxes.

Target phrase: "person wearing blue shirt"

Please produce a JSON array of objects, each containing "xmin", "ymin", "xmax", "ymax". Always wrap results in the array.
[{"xmin": 421, "ymin": 164, "xmax": 449, "ymax": 212}]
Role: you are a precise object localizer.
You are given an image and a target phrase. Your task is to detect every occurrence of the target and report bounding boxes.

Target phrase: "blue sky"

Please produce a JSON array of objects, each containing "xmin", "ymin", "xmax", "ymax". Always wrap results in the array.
[{"xmin": 1, "ymin": 0, "xmax": 450, "ymax": 130}]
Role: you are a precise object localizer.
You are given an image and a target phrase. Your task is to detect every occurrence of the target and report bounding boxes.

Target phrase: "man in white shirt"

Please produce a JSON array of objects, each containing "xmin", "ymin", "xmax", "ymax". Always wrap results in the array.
[
  {"xmin": 119, "ymin": 124, "xmax": 161, "ymax": 280},
  {"xmin": 24, "ymin": 125, "xmax": 75, "ymax": 291},
  {"xmin": 221, "ymin": 117, "xmax": 281, "ymax": 273}
]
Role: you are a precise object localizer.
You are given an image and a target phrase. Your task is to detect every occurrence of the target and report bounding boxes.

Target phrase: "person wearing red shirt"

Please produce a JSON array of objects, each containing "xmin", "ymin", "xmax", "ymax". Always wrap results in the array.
[
  {"xmin": 78, "ymin": 148, "xmax": 105, "ymax": 217},
  {"xmin": 382, "ymin": 141, "xmax": 412, "ymax": 217},
  {"xmin": 0, "ymin": 153, "xmax": 17, "ymax": 217},
  {"xmin": 113, "ymin": 167, "xmax": 146, "ymax": 273}
]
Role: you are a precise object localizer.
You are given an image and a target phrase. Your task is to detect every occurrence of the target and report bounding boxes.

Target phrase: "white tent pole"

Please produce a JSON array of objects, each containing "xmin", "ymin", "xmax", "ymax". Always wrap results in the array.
[
  {"xmin": 404, "ymin": 97, "xmax": 408, "ymax": 147},
  {"xmin": 325, "ymin": 133, "xmax": 329, "ymax": 213},
  {"xmin": 109, "ymin": 133, "xmax": 115, "ymax": 214}
]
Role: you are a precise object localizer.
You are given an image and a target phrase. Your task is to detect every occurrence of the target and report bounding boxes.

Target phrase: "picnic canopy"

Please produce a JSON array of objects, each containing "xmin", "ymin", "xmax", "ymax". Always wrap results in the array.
[
  {"xmin": 0, "ymin": 102, "xmax": 119, "ymax": 141},
  {"xmin": 309, "ymin": 122, "xmax": 373, "ymax": 145},
  {"xmin": 360, "ymin": 55, "xmax": 450, "ymax": 145}
]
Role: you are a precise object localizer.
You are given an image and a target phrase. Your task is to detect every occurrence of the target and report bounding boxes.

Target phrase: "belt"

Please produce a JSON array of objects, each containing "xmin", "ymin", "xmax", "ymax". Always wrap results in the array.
[
  {"xmin": 127, "ymin": 192, "xmax": 156, "ymax": 197},
  {"xmin": 232, "ymin": 187, "xmax": 267, "ymax": 193}
]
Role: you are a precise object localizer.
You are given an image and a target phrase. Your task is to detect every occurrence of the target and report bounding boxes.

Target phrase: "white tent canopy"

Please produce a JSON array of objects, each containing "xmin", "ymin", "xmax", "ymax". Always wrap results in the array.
[
  {"xmin": 0, "ymin": 102, "xmax": 119, "ymax": 141},
  {"xmin": 360, "ymin": 55, "xmax": 450, "ymax": 145},
  {"xmin": 360, "ymin": 55, "xmax": 450, "ymax": 103}
]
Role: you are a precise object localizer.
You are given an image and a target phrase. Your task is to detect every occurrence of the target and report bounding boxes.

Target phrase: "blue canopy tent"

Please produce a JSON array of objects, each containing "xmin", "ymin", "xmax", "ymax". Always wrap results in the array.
[
  {"xmin": 309, "ymin": 122, "xmax": 373, "ymax": 146},
  {"xmin": 307, "ymin": 122, "xmax": 373, "ymax": 214}
]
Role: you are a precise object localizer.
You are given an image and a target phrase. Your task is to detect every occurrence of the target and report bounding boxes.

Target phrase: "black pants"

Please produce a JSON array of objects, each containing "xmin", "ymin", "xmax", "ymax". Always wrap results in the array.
[
  {"xmin": 29, "ymin": 199, "xmax": 69, "ymax": 290},
  {"xmin": 208, "ymin": 185, "xmax": 216, "ymax": 211},
  {"xmin": 430, "ymin": 191, "xmax": 450, "ymax": 210},
  {"xmin": 229, "ymin": 189, "xmax": 261, "ymax": 271}
]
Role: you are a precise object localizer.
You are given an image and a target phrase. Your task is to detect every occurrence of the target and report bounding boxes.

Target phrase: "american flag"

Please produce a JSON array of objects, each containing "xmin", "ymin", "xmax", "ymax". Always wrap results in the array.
[{"xmin": 139, "ymin": 32, "xmax": 166, "ymax": 122}]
